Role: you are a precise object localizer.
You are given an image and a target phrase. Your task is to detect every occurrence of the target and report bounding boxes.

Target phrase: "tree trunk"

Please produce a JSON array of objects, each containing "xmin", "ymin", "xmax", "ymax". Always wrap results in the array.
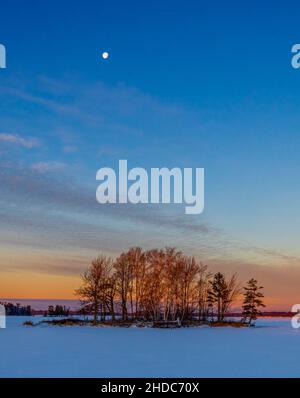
[{"xmin": 93, "ymin": 301, "xmax": 98, "ymax": 324}]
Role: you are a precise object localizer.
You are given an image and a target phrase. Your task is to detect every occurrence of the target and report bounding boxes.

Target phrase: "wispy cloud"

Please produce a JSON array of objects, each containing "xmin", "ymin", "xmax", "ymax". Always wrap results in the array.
[
  {"xmin": 0, "ymin": 76, "xmax": 205, "ymax": 142},
  {"xmin": 241, "ymin": 245, "xmax": 300, "ymax": 265},
  {"xmin": 0, "ymin": 161, "xmax": 216, "ymax": 256},
  {"xmin": 31, "ymin": 161, "xmax": 65, "ymax": 173},
  {"xmin": 0, "ymin": 133, "xmax": 40, "ymax": 148}
]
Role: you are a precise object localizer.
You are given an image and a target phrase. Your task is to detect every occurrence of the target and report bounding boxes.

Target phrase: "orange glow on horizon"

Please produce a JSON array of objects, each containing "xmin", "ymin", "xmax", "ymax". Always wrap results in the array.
[
  {"xmin": 0, "ymin": 269, "xmax": 296, "ymax": 312},
  {"xmin": 0, "ymin": 271, "xmax": 80, "ymax": 300}
]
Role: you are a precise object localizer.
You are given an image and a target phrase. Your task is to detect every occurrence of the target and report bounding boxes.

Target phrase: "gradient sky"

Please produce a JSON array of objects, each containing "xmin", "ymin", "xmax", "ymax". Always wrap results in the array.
[{"xmin": 1, "ymin": 0, "xmax": 300, "ymax": 310}]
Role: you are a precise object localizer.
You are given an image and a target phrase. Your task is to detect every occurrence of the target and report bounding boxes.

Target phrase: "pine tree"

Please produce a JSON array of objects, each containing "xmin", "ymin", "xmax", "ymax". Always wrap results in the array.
[
  {"xmin": 242, "ymin": 279, "xmax": 265, "ymax": 325},
  {"xmin": 48, "ymin": 305, "xmax": 54, "ymax": 316},
  {"xmin": 207, "ymin": 272, "xmax": 240, "ymax": 322},
  {"xmin": 207, "ymin": 272, "xmax": 226, "ymax": 321}
]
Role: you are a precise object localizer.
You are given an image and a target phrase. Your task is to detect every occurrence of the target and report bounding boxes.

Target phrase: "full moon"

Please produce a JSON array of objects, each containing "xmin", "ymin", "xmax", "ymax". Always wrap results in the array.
[{"xmin": 102, "ymin": 51, "xmax": 109, "ymax": 59}]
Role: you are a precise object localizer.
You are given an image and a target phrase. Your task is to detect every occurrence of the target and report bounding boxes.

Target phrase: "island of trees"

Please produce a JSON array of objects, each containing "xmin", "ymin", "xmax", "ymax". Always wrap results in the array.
[{"xmin": 74, "ymin": 247, "xmax": 265, "ymax": 327}]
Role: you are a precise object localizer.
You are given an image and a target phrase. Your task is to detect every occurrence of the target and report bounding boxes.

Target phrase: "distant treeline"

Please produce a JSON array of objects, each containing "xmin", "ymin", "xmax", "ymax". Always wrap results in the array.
[
  {"xmin": 0, "ymin": 302, "xmax": 32, "ymax": 316},
  {"xmin": 76, "ymin": 247, "xmax": 265, "ymax": 325},
  {"xmin": 45, "ymin": 305, "xmax": 70, "ymax": 317},
  {"xmin": 0, "ymin": 302, "xmax": 71, "ymax": 317}
]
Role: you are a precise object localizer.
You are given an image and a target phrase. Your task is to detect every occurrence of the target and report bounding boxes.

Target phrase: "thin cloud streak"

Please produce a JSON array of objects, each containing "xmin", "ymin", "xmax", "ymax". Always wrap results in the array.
[
  {"xmin": 0, "ymin": 133, "xmax": 40, "ymax": 148},
  {"xmin": 31, "ymin": 161, "xmax": 66, "ymax": 173}
]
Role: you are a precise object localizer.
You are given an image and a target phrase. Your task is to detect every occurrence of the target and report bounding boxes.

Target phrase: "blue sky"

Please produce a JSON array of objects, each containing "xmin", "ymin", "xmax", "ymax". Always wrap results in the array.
[{"xmin": 1, "ymin": 0, "xmax": 300, "ymax": 307}]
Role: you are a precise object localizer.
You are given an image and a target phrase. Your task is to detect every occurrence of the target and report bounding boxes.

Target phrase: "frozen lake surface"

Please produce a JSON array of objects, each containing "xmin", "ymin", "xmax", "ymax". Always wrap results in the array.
[{"xmin": 0, "ymin": 317, "xmax": 299, "ymax": 377}]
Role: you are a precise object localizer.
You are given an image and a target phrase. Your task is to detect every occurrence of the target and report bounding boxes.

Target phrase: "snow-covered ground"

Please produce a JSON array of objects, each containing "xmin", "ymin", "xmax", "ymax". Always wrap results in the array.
[{"xmin": 0, "ymin": 317, "xmax": 299, "ymax": 377}]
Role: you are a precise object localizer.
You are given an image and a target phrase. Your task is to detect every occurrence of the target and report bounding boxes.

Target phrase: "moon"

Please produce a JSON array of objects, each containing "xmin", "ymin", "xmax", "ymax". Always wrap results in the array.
[{"xmin": 102, "ymin": 51, "xmax": 109, "ymax": 60}]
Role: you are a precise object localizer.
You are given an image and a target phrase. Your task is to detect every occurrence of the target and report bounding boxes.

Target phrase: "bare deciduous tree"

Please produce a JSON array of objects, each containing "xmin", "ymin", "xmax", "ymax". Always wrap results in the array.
[
  {"xmin": 75, "ymin": 255, "xmax": 114, "ymax": 324},
  {"xmin": 195, "ymin": 264, "xmax": 211, "ymax": 321},
  {"xmin": 114, "ymin": 252, "xmax": 133, "ymax": 320}
]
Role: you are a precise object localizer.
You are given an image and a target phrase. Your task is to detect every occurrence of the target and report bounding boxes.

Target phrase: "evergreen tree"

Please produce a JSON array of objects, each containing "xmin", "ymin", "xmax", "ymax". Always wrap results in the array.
[
  {"xmin": 207, "ymin": 272, "xmax": 240, "ymax": 322},
  {"xmin": 48, "ymin": 305, "xmax": 55, "ymax": 316},
  {"xmin": 242, "ymin": 279, "xmax": 265, "ymax": 325},
  {"xmin": 207, "ymin": 272, "xmax": 228, "ymax": 322}
]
